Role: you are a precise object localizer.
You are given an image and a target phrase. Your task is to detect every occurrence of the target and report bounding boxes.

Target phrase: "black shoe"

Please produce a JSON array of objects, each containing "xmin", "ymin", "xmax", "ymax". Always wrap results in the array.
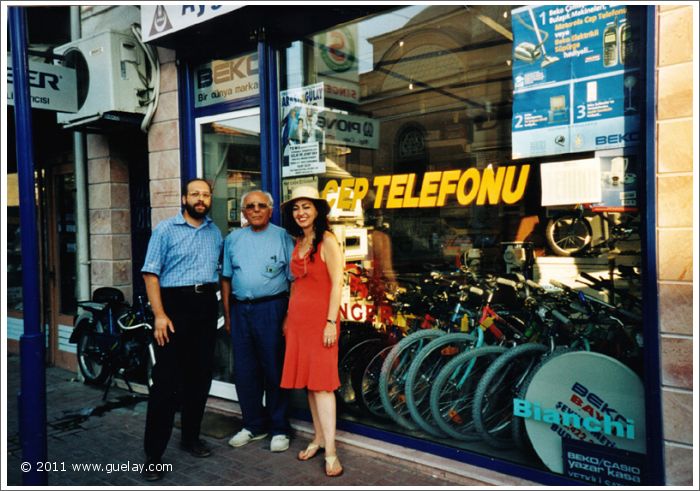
[
  {"xmin": 143, "ymin": 458, "xmax": 163, "ymax": 481},
  {"xmin": 180, "ymin": 439, "xmax": 212, "ymax": 458}
]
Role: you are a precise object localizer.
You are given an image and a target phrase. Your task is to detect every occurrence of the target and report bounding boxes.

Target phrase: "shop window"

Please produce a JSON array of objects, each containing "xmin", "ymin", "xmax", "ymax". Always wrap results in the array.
[
  {"xmin": 279, "ymin": 4, "xmax": 648, "ymax": 484},
  {"xmin": 7, "ymin": 173, "xmax": 23, "ymax": 312}
]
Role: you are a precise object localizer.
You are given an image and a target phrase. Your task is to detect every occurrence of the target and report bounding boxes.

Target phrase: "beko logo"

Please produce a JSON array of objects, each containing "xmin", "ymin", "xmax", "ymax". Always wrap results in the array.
[
  {"xmin": 196, "ymin": 54, "xmax": 259, "ymax": 88},
  {"xmin": 595, "ymin": 132, "xmax": 639, "ymax": 145}
]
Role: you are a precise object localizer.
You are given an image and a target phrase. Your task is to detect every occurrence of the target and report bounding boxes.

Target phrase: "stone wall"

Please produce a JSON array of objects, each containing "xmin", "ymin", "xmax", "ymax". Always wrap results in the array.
[
  {"xmin": 656, "ymin": 4, "xmax": 694, "ymax": 486},
  {"xmin": 86, "ymin": 134, "xmax": 133, "ymax": 302},
  {"xmin": 148, "ymin": 47, "xmax": 182, "ymax": 227}
]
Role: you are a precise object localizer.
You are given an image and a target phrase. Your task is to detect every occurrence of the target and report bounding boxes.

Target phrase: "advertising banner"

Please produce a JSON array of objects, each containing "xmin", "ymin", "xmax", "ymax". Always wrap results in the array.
[
  {"xmin": 194, "ymin": 53, "xmax": 259, "ymax": 108},
  {"xmin": 141, "ymin": 5, "xmax": 241, "ymax": 42},
  {"xmin": 314, "ymin": 25, "xmax": 360, "ymax": 104},
  {"xmin": 317, "ymin": 110, "xmax": 380, "ymax": 149},
  {"xmin": 562, "ymin": 438, "xmax": 645, "ymax": 485},
  {"xmin": 516, "ymin": 351, "xmax": 646, "ymax": 476},
  {"xmin": 7, "ymin": 58, "xmax": 77, "ymax": 113},
  {"xmin": 591, "ymin": 154, "xmax": 638, "ymax": 212},
  {"xmin": 280, "ymin": 83, "xmax": 326, "ymax": 177},
  {"xmin": 511, "ymin": 5, "xmax": 642, "ymax": 158}
]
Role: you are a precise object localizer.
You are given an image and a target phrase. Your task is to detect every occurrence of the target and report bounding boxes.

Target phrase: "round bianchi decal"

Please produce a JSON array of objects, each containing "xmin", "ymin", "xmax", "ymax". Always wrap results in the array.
[{"xmin": 520, "ymin": 351, "xmax": 645, "ymax": 474}]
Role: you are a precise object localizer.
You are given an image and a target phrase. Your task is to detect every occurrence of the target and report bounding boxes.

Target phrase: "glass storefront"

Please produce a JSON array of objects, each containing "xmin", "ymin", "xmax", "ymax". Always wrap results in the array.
[
  {"xmin": 276, "ymin": 5, "xmax": 647, "ymax": 484},
  {"xmin": 198, "ymin": 107, "xmax": 263, "ymax": 395},
  {"xmin": 7, "ymin": 172, "xmax": 23, "ymax": 312}
]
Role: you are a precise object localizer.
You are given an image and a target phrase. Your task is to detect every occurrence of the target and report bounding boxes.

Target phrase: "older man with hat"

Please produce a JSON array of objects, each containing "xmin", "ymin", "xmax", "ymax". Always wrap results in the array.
[{"xmin": 222, "ymin": 189, "xmax": 295, "ymax": 453}]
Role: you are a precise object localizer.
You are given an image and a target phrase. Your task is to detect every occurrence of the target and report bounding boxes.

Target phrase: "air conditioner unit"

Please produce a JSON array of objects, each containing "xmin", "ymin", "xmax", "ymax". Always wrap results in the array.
[{"xmin": 54, "ymin": 30, "xmax": 148, "ymax": 130}]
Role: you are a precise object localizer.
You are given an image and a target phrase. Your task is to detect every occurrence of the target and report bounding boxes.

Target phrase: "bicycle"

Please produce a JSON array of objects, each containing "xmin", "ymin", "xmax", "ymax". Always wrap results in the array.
[
  {"xmin": 471, "ymin": 279, "xmax": 582, "ymax": 449},
  {"xmin": 545, "ymin": 204, "xmax": 640, "ymax": 257},
  {"xmin": 70, "ymin": 288, "xmax": 155, "ymax": 400}
]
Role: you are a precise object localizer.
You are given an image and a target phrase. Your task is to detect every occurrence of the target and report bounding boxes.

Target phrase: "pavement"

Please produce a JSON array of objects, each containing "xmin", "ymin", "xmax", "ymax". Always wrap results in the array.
[{"xmin": 5, "ymin": 352, "xmax": 536, "ymax": 487}]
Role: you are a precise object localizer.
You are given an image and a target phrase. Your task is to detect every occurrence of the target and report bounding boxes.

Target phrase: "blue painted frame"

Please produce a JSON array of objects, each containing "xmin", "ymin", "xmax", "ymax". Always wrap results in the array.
[
  {"xmin": 640, "ymin": 5, "xmax": 664, "ymax": 486},
  {"xmin": 177, "ymin": 47, "xmax": 281, "ymax": 223},
  {"xmin": 175, "ymin": 5, "xmax": 664, "ymax": 485}
]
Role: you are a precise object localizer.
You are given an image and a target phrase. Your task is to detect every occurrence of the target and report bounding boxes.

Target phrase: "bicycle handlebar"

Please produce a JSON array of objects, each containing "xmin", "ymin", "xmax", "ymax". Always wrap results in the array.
[
  {"xmin": 526, "ymin": 279, "xmax": 544, "ymax": 291},
  {"xmin": 469, "ymin": 286, "xmax": 484, "ymax": 297},
  {"xmin": 496, "ymin": 277, "xmax": 517, "ymax": 289},
  {"xmin": 550, "ymin": 308, "xmax": 572, "ymax": 326},
  {"xmin": 117, "ymin": 311, "xmax": 153, "ymax": 331}
]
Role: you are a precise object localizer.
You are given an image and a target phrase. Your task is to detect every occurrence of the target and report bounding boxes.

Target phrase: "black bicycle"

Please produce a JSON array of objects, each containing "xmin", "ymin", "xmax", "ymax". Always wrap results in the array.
[{"xmin": 70, "ymin": 287, "xmax": 155, "ymax": 400}]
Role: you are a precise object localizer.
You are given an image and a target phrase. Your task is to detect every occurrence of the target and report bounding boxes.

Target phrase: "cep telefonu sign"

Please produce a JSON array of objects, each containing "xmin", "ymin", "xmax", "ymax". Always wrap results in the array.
[{"xmin": 322, "ymin": 165, "xmax": 531, "ymax": 210}]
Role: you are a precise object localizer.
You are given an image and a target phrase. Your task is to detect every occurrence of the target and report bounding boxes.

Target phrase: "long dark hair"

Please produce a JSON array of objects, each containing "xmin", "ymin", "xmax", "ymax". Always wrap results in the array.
[{"xmin": 282, "ymin": 200, "xmax": 331, "ymax": 262}]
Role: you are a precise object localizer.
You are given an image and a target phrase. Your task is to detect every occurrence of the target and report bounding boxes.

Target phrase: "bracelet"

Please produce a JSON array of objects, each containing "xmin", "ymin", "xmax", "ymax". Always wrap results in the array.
[{"xmin": 326, "ymin": 318, "xmax": 335, "ymax": 324}]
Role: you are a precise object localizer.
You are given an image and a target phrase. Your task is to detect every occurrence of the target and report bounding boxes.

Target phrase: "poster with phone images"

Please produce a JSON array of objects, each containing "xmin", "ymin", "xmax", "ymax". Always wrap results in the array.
[
  {"xmin": 511, "ymin": 5, "xmax": 643, "ymax": 159},
  {"xmin": 281, "ymin": 83, "xmax": 326, "ymax": 177}
]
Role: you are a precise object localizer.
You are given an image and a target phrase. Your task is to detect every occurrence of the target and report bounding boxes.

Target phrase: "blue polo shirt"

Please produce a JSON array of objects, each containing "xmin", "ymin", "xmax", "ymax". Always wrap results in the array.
[
  {"xmin": 222, "ymin": 224, "xmax": 294, "ymax": 301},
  {"xmin": 142, "ymin": 211, "xmax": 223, "ymax": 287}
]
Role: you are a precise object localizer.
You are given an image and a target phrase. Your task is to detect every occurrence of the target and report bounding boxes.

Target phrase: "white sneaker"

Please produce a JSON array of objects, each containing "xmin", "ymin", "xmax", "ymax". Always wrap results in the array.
[
  {"xmin": 270, "ymin": 434, "xmax": 290, "ymax": 452},
  {"xmin": 228, "ymin": 429, "xmax": 268, "ymax": 448}
]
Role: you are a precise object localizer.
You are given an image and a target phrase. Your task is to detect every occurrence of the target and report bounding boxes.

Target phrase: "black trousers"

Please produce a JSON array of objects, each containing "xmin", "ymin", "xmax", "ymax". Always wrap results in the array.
[{"xmin": 144, "ymin": 287, "xmax": 218, "ymax": 459}]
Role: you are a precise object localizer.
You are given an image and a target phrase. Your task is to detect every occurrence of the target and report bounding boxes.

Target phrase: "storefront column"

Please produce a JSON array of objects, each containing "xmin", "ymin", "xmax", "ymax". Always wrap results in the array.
[
  {"xmin": 655, "ymin": 5, "xmax": 694, "ymax": 487},
  {"xmin": 148, "ymin": 47, "xmax": 182, "ymax": 226},
  {"xmin": 86, "ymin": 134, "xmax": 133, "ymax": 301}
]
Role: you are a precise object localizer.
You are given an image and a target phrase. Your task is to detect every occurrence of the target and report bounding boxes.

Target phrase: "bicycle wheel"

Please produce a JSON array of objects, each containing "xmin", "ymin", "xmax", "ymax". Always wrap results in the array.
[
  {"xmin": 76, "ymin": 316, "xmax": 110, "ymax": 386},
  {"xmin": 511, "ymin": 346, "xmax": 573, "ymax": 450},
  {"xmin": 472, "ymin": 343, "xmax": 548, "ymax": 449},
  {"xmin": 354, "ymin": 344, "xmax": 394, "ymax": 419},
  {"xmin": 429, "ymin": 345, "xmax": 507, "ymax": 441},
  {"xmin": 337, "ymin": 338, "xmax": 383, "ymax": 410},
  {"xmin": 404, "ymin": 332, "xmax": 479, "ymax": 437},
  {"xmin": 379, "ymin": 329, "xmax": 445, "ymax": 430},
  {"xmin": 545, "ymin": 214, "xmax": 593, "ymax": 257}
]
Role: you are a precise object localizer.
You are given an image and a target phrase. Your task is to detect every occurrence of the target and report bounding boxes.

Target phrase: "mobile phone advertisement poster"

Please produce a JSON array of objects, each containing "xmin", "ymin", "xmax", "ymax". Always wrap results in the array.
[{"xmin": 511, "ymin": 5, "xmax": 643, "ymax": 159}]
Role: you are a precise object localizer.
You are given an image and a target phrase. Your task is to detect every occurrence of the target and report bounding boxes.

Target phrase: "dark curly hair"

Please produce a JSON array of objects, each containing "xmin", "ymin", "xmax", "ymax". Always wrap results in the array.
[{"xmin": 282, "ymin": 200, "xmax": 331, "ymax": 262}]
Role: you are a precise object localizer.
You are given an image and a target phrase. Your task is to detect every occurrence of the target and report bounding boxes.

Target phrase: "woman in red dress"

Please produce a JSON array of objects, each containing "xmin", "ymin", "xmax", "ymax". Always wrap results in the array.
[{"xmin": 280, "ymin": 186, "xmax": 344, "ymax": 477}]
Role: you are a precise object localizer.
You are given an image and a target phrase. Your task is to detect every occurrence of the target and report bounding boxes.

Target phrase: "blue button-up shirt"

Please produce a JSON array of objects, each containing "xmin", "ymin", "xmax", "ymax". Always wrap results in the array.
[
  {"xmin": 142, "ymin": 211, "xmax": 223, "ymax": 287},
  {"xmin": 222, "ymin": 224, "xmax": 294, "ymax": 300}
]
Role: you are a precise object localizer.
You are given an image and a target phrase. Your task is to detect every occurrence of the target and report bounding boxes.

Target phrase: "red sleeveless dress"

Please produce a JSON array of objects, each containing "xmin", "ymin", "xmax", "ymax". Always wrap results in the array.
[{"xmin": 281, "ymin": 241, "xmax": 340, "ymax": 391}]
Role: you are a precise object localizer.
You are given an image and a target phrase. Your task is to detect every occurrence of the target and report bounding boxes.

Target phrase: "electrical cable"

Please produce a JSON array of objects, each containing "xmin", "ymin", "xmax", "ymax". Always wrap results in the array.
[{"xmin": 131, "ymin": 23, "xmax": 160, "ymax": 133}]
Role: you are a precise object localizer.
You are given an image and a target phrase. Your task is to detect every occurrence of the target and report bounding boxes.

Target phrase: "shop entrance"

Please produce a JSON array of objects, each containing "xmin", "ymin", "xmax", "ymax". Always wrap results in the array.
[
  {"xmin": 46, "ymin": 164, "xmax": 78, "ymax": 369},
  {"xmin": 196, "ymin": 107, "xmax": 262, "ymax": 399}
]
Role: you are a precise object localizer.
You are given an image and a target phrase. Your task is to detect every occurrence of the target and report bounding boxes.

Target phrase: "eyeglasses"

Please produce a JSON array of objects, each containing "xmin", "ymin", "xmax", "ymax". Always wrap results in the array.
[
  {"xmin": 188, "ymin": 191, "xmax": 212, "ymax": 199},
  {"xmin": 244, "ymin": 202, "xmax": 269, "ymax": 210}
]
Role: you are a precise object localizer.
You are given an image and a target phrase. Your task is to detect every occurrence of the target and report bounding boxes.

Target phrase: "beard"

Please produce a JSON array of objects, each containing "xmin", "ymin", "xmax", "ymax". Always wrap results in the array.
[{"xmin": 184, "ymin": 201, "xmax": 210, "ymax": 219}]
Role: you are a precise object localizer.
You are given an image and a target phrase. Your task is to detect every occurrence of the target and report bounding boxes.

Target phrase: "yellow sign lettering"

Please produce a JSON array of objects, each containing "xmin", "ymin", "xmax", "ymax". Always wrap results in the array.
[
  {"xmin": 387, "ymin": 174, "xmax": 408, "ymax": 208},
  {"xmin": 324, "ymin": 164, "xmax": 529, "ymax": 210},
  {"xmin": 419, "ymin": 171, "xmax": 441, "ymax": 207},
  {"xmin": 373, "ymin": 175, "xmax": 392, "ymax": 207}
]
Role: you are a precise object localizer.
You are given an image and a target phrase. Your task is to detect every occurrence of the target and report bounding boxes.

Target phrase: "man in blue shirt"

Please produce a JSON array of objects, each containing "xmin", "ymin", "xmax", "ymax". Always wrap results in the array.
[
  {"xmin": 222, "ymin": 190, "xmax": 294, "ymax": 453},
  {"xmin": 140, "ymin": 178, "xmax": 223, "ymax": 481}
]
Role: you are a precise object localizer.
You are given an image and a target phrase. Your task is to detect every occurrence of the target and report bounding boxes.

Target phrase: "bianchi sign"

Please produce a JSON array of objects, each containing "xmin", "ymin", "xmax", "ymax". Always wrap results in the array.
[{"xmin": 141, "ymin": 5, "xmax": 242, "ymax": 42}]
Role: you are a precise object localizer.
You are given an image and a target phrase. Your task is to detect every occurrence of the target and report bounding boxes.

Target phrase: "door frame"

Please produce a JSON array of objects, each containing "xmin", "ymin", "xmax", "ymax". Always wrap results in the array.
[
  {"xmin": 194, "ymin": 107, "xmax": 263, "ymax": 401},
  {"xmin": 45, "ymin": 163, "xmax": 78, "ymax": 369}
]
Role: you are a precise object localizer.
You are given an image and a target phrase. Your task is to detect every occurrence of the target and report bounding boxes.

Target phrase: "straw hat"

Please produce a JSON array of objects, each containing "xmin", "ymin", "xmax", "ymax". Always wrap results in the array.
[{"xmin": 281, "ymin": 185, "xmax": 330, "ymax": 214}]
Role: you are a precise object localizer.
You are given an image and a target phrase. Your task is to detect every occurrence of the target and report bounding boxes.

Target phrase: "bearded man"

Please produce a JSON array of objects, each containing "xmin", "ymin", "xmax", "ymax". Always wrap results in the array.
[{"xmin": 140, "ymin": 178, "xmax": 223, "ymax": 481}]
